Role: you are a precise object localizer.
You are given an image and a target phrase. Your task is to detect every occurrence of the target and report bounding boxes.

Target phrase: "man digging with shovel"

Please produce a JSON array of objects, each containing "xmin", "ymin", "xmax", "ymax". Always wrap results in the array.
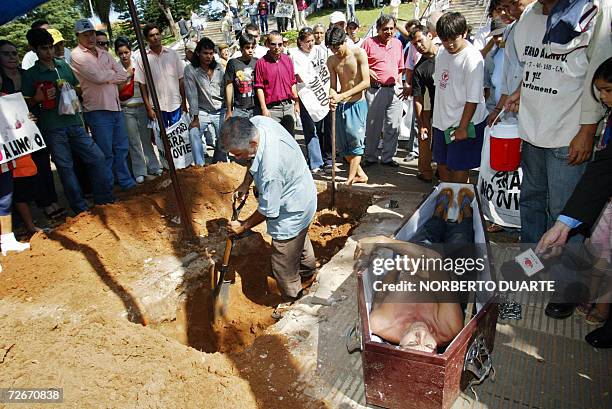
[{"xmin": 222, "ymin": 116, "xmax": 319, "ymax": 316}]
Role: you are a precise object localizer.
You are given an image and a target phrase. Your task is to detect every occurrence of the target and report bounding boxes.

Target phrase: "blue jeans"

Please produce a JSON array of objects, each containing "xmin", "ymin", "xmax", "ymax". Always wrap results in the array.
[
  {"xmin": 316, "ymin": 112, "xmax": 333, "ymax": 166},
  {"xmin": 520, "ymin": 143, "xmax": 586, "ymax": 244},
  {"xmin": 233, "ymin": 107, "xmax": 254, "ymax": 118},
  {"xmin": 259, "ymin": 15, "xmax": 268, "ymax": 33},
  {"xmin": 45, "ymin": 125, "xmax": 115, "ymax": 214},
  {"xmin": 299, "ymin": 100, "xmax": 324, "ymax": 170},
  {"xmin": 410, "ymin": 216, "xmax": 474, "ymax": 245},
  {"xmin": 250, "ymin": 14, "xmax": 258, "ymax": 26},
  {"xmin": 189, "ymin": 109, "xmax": 227, "ymax": 165},
  {"xmin": 84, "ymin": 110, "xmax": 136, "ymax": 190}
]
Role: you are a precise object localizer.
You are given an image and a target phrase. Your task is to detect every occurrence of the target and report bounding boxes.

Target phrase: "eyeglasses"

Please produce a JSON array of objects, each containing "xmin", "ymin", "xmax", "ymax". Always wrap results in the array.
[
  {"xmin": 0, "ymin": 51, "xmax": 18, "ymax": 57},
  {"xmin": 97, "ymin": 41, "xmax": 110, "ymax": 46}
]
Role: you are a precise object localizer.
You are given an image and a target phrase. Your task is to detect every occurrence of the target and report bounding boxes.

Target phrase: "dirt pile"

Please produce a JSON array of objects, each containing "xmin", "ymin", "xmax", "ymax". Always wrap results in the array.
[{"xmin": 0, "ymin": 163, "xmax": 371, "ymax": 408}]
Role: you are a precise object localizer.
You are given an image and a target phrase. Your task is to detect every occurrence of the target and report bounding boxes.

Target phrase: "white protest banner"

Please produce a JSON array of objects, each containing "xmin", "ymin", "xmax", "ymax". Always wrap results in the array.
[
  {"xmin": 154, "ymin": 114, "xmax": 193, "ymax": 169},
  {"xmin": 275, "ymin": 2, "xmax": 294, "ymax": 18},
  {"xmin": 477, "ymin": 126, "xmax": 522, "ymax": 228},
  {"xmin": 293, "ymin": 46, "xmax": 330, "ymax": 122},
  {"xmin": 0, "ymin": 93, "xmax": 46, "ymax": 165},
  {"xmin": 398, "ymin": 97, "xmax": 414, "ymax": 141}
]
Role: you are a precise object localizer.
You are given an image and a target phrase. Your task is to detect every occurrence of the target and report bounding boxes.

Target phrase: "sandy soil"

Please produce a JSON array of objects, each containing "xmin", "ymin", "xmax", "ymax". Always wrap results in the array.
[{"xmin": 0, "ymin": 163, "xmax": 370, "ymax": 408}]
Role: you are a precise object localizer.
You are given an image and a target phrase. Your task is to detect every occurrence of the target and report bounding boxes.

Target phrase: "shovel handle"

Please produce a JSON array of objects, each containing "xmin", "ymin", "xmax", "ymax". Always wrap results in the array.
[
  {"xmin": 222, "ymin": 237, "xmax": 233, "ymax": 265},
  {"xmin": 331, "ymin": 110, "xmax": 337, "ymax": 209}
]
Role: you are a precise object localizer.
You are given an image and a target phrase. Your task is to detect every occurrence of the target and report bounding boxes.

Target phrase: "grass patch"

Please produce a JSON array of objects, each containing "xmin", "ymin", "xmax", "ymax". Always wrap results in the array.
[{"xmin": 305, "ymin": 2, "xmax": 428, "ymax": 30}]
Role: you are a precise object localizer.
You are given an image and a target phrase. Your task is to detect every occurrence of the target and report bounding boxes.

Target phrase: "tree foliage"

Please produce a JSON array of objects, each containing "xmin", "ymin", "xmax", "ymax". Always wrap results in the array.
[{"xmin": 0, "ymin": 0, "xmax": 82, "ymax": 56}]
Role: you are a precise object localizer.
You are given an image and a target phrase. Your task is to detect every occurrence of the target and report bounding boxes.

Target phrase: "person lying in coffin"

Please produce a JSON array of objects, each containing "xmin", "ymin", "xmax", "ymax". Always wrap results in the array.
[{"xmin": 355, "ymin": 187, "xmax": 478, "ymax": 353}]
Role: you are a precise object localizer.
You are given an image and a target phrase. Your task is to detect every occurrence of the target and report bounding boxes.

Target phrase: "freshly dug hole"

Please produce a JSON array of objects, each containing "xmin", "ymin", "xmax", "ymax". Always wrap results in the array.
[{"xmin": 0, "ymin": 163, "xmax": 371, "ymax": 355}]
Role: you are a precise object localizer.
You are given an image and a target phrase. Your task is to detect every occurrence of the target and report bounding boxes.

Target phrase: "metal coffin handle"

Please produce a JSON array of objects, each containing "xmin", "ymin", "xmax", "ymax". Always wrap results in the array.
[{"xmin": 463, "ymin": 334, "xmax": 495, "ymax": 401}]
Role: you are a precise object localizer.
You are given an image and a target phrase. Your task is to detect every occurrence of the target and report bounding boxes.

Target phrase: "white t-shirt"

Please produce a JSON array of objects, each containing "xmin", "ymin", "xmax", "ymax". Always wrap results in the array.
[
  {"xmin": 289, "ymin": 45, "xmax": 330, "ymax": 90},
  {"xmin": 514, "ymin": 1, "xmax": 591, "ymax": 148},
  {"xmin": 432, "ymin": 42, "xmax": 488, "ymax": 131}
]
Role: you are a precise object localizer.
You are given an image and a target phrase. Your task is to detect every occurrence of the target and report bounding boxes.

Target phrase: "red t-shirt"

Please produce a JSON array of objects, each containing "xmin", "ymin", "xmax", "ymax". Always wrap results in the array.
[
  {"xmin": 361, "ymin": 36, "xmax": 405, "ymax": 86},
  {"xmin": 254, "ymin": 53, "xmax": 296, "ymax": 104}
]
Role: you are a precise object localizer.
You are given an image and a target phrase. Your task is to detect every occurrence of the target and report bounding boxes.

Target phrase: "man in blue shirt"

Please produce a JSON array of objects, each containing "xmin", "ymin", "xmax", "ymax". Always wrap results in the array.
[{"xmin": 222, "ymin": 116, "xmax": 318, "ymax": 302}]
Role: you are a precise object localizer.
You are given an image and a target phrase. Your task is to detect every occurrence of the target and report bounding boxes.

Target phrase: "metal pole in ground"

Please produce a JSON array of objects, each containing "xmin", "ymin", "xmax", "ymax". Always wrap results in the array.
[
  {"xmin": 127, "ymin": 0, "xmax": 195, "ymax": 240},
  {"xmin": 331, "ymin": 110, "xmax": 337, "ymax": 209}
]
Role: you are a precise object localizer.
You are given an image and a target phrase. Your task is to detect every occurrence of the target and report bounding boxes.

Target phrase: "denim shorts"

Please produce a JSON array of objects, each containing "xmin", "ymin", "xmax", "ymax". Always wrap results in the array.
[
  {"xmin": 336, "ymin": 99, "xmax": 367, "ymax": 157},
  {"xmin": 433, "ymin": 119, "xmax": 486, "ymax": 171}
]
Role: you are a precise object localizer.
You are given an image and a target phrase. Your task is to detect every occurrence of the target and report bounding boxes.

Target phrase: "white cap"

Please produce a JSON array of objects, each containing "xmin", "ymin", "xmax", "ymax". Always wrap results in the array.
[
  {"xmin": 185, "ymin": 41, "xmax": 197, "ymax": 52},
  {"xmin": 329, "ymin": 11, "xmax": 346, "ymax": 25},
  {"xmin": 75, "ymin": 18, "xmax": 95, "ymax": 33}
]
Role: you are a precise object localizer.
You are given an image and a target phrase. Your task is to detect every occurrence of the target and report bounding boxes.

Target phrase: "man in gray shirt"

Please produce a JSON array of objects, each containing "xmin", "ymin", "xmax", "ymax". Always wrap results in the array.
[
  {"xmin": 185, "ymin": 37, "xmax": 227, "ymax": 164},
  {"xmin": 223, "ymin": 116, "xmax": 318, "ymax": 303}
]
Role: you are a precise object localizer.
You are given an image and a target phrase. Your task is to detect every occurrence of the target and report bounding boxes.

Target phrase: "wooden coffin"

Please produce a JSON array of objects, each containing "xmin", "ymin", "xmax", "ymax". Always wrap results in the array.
[{"xmin": 357, "ymin": 183, "xmax": 499, "ymax": 409}]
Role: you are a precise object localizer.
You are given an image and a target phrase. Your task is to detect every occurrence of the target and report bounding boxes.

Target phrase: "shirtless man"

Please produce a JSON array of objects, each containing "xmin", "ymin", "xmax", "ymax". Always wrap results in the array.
[
  {"xmin": 325, "ymin": 26, "xmax": 370, "ymax": 185},
  {"xmin": 355, "ymin": 188, "xmax": 474, "ymax": 352}
]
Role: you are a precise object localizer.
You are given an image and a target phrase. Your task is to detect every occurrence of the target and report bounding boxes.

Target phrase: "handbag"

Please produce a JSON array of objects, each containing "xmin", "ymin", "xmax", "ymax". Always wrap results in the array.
[{"xmin": 119, "ymin": 77, "xmax": 135, "ymax": 101}]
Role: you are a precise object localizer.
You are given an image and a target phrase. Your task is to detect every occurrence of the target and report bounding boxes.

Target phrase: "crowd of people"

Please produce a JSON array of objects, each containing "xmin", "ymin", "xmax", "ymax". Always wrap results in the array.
[{"xmin": 0, "ymin": 0, "xmax": 610, "ymax": 346}]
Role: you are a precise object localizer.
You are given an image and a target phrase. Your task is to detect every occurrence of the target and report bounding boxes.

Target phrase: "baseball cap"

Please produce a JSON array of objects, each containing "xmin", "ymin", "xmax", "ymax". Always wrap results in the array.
[
  {"xmin": 47, "ymin": 28, "xmax": 65, "ymax": 45},
  {"xmin": 75, "ymin": 18, "xmax": 95, "ymax": 34},
  {"xmin": 185, "ymin": 41, "xmax": 197, "ymax": 52},
  {"xmin": 488, "ymin": 17, "xmax": 507, "ymax": 37},
  {"xmin": 347, "ymin": 20, "xmax": 359, "ymax": 29},
  {"xmin": 329, "ymin": 11, "xmax": 346, "ymax": 25}
]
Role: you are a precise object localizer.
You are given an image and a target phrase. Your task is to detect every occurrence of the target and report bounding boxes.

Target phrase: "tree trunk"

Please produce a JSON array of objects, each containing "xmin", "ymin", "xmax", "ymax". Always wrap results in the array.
[
  {"xmin": 292, "ymin": 0, "xmax": 302, "ymax": 29},
  {"xmin": 156, "ymin": 0, "xmax": 178, "ymax": 38}
]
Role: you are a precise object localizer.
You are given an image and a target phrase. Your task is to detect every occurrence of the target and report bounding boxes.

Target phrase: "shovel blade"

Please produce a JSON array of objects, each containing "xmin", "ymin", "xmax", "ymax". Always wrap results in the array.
[{"xmin": 212, "ymin": 280, "xmax": 231, "ymax": 322}]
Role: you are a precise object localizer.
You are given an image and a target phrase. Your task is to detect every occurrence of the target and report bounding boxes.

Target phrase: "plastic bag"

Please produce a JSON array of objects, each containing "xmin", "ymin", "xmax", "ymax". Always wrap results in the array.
[{"xmin": 57, "ymin": 82, "xmax": 81, "ymax": 116}]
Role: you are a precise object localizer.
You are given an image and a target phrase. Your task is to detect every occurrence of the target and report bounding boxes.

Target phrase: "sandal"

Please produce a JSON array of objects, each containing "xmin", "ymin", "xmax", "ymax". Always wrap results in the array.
[
  {"xmin": 434, "ymin": 188, "xmax": 454, "ymax": 220},
  {"xmin": 457, "ymin": 188, "xmax": 475, "ymax": 223}
]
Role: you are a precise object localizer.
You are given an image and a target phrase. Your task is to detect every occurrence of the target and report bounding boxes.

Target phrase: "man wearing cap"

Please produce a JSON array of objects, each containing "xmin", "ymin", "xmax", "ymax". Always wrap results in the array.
[
  {"xmin": 70, "ymin": 18, "xmax": 137, "ymax": 191},
  {"xmin": 22, "ymin": 28, "xmax": 114, "ymax": 214},
  {"xmin": 134, "ymin": 22, "xmax": 187, "ymax": 128},
  {"xmin": 254, "ymin": 31, "xmax": 299, "ymax": 136},
  {"xmin": 47, "ymin": 28, "xmax": 71, "ymax": 64},
  {"xmin": 361, "ymin": 14, "xmax": 405, "ymax": 167},
  {"xmin": 329, "ymin": 11, "xmax": 355, "ymax": 46}
]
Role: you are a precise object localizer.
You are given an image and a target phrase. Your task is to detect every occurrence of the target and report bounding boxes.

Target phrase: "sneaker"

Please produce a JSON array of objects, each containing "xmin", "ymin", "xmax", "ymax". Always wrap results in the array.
[
  {"xmin": 136, "ymin": 176, "xmax": 145, "ymax": 184},
  {"xmin": 404, "ymin": 153, "xmax": 418, "ymax": 162},
  {"xmin": 1, "ymin": 233, "xmax": 30, "ymax": 256},
  {"xmin": 153, "ymin": 169, "xmax": 163, "ymax": 176},
  {"xmin": 311, "ymin": 167, "xmax": 322, "ymax": 175}
]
